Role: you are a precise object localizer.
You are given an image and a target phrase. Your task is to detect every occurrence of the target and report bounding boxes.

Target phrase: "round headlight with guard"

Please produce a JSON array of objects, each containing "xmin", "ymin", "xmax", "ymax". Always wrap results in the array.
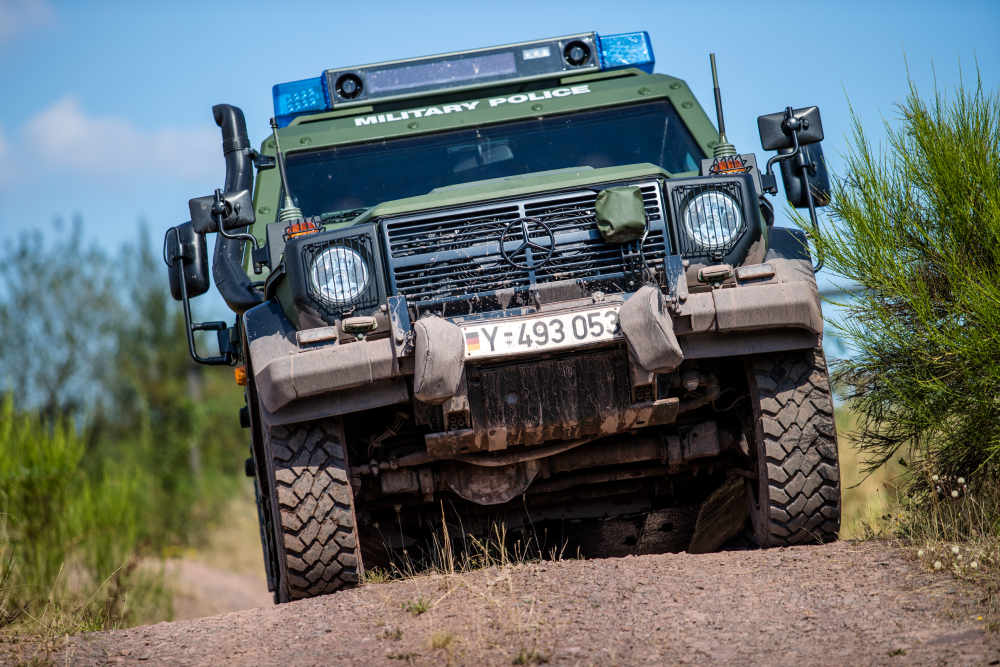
[
  {"xmin": 309, "ymin": 246, "xmax": 369, "ymax": 305},
  {"xmin": 682, "ymin": 190, "xmax": 744, "ymax": 250}
]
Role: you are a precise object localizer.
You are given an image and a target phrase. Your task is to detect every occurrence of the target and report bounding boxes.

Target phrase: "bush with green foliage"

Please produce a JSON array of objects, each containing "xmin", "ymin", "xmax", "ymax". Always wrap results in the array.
[{"xmin": 813, "ymin": 74, "xmax": 1000, "ymax": 483}]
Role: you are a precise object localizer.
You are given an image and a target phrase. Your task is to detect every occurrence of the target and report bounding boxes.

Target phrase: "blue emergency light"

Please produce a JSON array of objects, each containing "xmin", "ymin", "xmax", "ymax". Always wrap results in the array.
[{"xmin": 272, "ymin": 31, "xmax": 655, "ymax": 127}]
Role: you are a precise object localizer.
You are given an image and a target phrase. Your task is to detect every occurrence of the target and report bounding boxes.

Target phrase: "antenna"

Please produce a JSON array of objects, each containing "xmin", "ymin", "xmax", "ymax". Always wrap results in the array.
[
  {"xmin": 270, "ymin": 118, "xmax": 304, "ymax": 224},
  {"xmin": 709, "ymin": 53, "xmax": 736, "ymax": 158}
]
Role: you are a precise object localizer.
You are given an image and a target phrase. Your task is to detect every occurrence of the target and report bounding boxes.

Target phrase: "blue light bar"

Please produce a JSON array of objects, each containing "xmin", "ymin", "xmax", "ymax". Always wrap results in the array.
[
  {"xmin": 597, "ymin": 32, "xmax": 654, "ymax": 73},
  {"xmin": 272, "ymin": 77, "xmax": 328, "ymax": 127},
  {"xmin": 272, "ymin": 31, "xmax": 656, "ymax": 126}
]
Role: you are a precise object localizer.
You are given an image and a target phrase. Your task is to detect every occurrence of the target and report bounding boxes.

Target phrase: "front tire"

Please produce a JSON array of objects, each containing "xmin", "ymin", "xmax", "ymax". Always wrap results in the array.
[
  {"xmin": 746, "ymin": 349, "xmax": 841, "ymax": 546},
  {"xmin": 264, "ymin": 419, "xmax": 363, "ymax": 601}
]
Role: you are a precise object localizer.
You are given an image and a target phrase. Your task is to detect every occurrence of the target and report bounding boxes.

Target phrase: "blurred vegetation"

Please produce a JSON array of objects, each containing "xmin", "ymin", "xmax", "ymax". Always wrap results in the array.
[
  {"xmin": 0, "ymin": 222, "xmax": 246, "ymax": 635},
  {"xmin": 835, "ymin": 410, "xmax": 905, "ymax": 540}
]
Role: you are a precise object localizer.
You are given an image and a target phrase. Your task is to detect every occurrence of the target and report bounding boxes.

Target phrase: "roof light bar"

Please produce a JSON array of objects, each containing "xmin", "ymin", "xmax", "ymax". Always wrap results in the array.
[
  {"xmin": 272, "ymin": 30, "xmax": 656, "ymax": 127},
  {"xmin": 272, "ymin": 77, "xmax": 328, "ymax": 128},
  {"xmin": 597, "ymin": 32, "xmax": 654, "ymax": 73}
]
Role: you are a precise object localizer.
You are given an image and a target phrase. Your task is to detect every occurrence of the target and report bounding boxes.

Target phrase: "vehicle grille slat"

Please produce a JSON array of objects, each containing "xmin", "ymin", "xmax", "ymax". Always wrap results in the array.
[{"xmin": 383, "ymin": 181, "xmax": 668, "ymax": 308}]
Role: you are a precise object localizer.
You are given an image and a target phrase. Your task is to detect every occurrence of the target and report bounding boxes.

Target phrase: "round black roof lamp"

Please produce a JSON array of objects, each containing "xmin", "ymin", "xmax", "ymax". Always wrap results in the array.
[
  {"xmin": 336, "ymin": 73, "xmax": 363, "ymax": 100},
  {"xmin": 563, "ymin": 41, "xmax": 591, "ymax": 67}
]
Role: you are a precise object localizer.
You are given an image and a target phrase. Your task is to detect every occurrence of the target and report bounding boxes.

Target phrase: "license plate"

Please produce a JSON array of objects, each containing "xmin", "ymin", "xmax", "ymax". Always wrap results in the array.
[{"xmin": 461, "ymin": 306, "xmax": 621, "ymax": 360}]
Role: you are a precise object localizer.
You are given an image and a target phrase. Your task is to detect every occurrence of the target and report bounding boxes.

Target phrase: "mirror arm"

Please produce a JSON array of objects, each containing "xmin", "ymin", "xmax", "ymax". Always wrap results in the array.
[
  {"xmin": 762, "ymin": 110, "xmax": 803, "ymax": 195},
  {"xmin": 800, "ymin": 156, "xmax": 824, "ymax": 273},
  {"xmin": 165, "ymin": 226, "xmax": 234, "ymax": 366},
  {"xmin": 213, "ymin": 188, "xmax": 265, "ymax": 274}
]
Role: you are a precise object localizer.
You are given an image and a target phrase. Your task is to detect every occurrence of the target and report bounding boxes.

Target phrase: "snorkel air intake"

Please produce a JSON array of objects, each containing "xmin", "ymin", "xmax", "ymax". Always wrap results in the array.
[{"xmin": 211, "ymin": 104, "xmax": 264, "ymax": 313}]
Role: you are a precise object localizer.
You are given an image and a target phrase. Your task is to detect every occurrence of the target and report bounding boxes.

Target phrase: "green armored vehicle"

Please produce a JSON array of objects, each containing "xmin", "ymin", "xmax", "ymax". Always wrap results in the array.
[{"xmin": 164, "ymin": 31, "xmax": 840, "ymax": 602}]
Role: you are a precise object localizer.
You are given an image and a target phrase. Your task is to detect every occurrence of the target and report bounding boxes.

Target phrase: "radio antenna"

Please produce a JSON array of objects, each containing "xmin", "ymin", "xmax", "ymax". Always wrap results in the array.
[
  {"xmin": 709, "ymin": 53, "xmax": 736, "ymax": 158},
  {"xmin": 270, "ymin": 118, "xmax": 303, "ymax": 224}
]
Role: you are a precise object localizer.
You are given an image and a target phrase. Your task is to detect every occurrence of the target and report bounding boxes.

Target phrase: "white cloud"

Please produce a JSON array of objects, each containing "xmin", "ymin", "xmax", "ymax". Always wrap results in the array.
[
  {"xmin": 0, "ymin": 0, "xmax": 53, "ymax": 41},
  {"xmin": 23, "ymin": 97, "xmax": 219, "ymax": 181}
]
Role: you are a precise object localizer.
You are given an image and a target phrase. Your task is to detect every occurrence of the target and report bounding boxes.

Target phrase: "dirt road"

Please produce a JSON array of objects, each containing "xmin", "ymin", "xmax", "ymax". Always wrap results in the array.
[{"xmin": 27, "ymin": 541, "xmax": 999, "ymax": 665}]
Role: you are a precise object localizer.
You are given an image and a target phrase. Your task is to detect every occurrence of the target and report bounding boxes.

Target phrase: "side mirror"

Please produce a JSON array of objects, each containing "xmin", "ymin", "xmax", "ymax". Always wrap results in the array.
[
  {"xmin": 780, "ymin": 143, "xmax": 831, "ymax": 209},
  {"xmin": 757, "ymin": 106, "xmax": 824, "ymax": 151},
  {"xmin": 163, "ymin": 222, "xmax": 233, "ymax": 366},
  {"xmin": 757, "ymin": 104, "xmax": 829, "ymax": 272},
  {"xmin": 164, "ymin": 222, "xmax": 210, "ymax": 301},
  {"xmin": 189, "ymin": 188, "xmax": 255, "ymax": 234}
]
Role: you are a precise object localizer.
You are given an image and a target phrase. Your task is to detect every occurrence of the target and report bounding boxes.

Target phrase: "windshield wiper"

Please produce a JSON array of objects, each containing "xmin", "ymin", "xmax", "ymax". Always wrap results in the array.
[{"xmin": 319, "ymin": 207, "xmax": 368, "ymax": 224}]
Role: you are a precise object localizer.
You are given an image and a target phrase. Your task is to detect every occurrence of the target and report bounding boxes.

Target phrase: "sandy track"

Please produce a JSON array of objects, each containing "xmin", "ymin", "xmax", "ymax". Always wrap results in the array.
[
  {"xmin": 25, "ymin": 541, "xmax": 1000, "ymax": 665},
  {"xmin": 167, "ymin": 559, "xmax": 273, "ymax": 621}
]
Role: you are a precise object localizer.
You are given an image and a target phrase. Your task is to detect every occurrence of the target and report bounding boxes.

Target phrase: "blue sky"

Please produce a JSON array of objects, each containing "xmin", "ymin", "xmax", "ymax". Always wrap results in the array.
[{"xmin": 0, "ymin": 0, "xmax": 997, "ymax": 262}]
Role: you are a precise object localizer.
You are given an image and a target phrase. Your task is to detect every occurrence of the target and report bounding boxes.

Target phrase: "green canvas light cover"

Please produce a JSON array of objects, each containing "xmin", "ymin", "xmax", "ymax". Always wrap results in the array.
[{"xmin": 595, "ymin": 186, "xmax": 646, "ymax": 243}]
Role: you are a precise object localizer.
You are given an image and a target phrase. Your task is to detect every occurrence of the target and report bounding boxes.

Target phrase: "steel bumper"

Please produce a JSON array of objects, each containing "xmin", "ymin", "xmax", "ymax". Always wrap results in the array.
[
  {"xmin": 678, "ymin": 280, "xmax": 823, "ymax": 337},
  {"xmin": 248, "ymin": 260, "xmax": 822, "ymax": 414}
]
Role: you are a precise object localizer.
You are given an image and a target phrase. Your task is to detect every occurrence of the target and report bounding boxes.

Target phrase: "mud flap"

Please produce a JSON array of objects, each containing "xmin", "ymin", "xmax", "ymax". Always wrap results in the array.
[
  {"xmin": 619, "ymin": 285, "xmax": 683, "ymax": 373},
  {"xmin": 413, "ymin": 315, "xmax": 465, "ymax": 404}
]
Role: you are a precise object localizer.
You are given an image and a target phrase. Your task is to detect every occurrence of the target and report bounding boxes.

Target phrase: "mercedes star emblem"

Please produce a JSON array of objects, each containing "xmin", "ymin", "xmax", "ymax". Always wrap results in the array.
[{"xmin": 499, "ymin": 217, "xmax": 556, "ymax": 270}]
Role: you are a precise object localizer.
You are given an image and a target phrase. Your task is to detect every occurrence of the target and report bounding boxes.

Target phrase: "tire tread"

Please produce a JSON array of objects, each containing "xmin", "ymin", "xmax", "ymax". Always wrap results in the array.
[
  {"xmin": 267, "ymin": 421, "xmax": 361, "ymax": 600},
  {"xmin": 750, "ymin": 349, "xmax": 841, "ymax": 546}
]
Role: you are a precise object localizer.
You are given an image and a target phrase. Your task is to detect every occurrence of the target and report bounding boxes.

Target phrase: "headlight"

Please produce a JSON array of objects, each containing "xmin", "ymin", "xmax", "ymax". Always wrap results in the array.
[
  {"xmin": 309, "ymin": 246, "xmax": 370, "ymax": 305},
  {"xmin": 681, "ymin": 190, "xmax": 744, "ymax": 249}
]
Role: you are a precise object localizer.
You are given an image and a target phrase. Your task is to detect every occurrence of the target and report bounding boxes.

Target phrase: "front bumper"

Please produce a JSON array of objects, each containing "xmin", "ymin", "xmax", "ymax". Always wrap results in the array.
[{"xmin": 247, "ymin": 258, "xmax": 822, "ymax": 416}]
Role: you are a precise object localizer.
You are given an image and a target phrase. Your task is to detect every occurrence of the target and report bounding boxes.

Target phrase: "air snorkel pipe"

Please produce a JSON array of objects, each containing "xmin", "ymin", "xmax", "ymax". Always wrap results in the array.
[{"xmin": 211, "ymin": 104, "xmax": 264, "ymax": 313}]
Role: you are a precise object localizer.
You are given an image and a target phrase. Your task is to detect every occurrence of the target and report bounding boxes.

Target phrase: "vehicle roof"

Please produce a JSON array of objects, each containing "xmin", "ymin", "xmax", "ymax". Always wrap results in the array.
[{"xmin": 250, "ymin": 68, "xmax": 720, "ymax": 240}]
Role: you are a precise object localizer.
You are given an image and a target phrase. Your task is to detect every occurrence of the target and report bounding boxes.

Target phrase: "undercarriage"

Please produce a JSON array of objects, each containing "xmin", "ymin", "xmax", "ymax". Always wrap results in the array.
[{"xmin": 347, "ymin": 350, "xmax": 747, "ymax": 541}]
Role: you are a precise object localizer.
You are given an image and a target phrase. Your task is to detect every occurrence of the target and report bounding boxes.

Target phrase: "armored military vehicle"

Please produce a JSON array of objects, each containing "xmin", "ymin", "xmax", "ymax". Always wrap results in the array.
[{"xmin": 164, "ymin": 31, "xmax": 840, "ymax": 602}]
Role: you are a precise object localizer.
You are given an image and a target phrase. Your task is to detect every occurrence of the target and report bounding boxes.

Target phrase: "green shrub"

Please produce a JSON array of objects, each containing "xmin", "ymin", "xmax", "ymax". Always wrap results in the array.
[{"xmin": 813, "ymin": 72, "xmax": 1000, "ymax": 480}]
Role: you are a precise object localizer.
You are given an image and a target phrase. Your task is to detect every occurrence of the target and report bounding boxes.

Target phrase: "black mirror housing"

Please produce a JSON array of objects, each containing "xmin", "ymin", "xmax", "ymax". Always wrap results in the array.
[
  {"xmin": 189, "ymin": 189, "xmax": 255, "ymax": 234},
  {"xmin": 780, "ymin": 143, "xmax": 831, "ymax": 209},
  {"xmin": 757, "ymin": 106, "xmax": 824, "ymax": 151},
  {"xmin": 165, "ymin": 222, "xmax": 210, "ymax": 301}
]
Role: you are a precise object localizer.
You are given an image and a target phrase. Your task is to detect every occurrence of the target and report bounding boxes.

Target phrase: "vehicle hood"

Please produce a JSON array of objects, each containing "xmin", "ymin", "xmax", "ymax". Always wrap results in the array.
[{"xmin": 342, "ymin": 163, "xmax": 671, "ymax": 226}]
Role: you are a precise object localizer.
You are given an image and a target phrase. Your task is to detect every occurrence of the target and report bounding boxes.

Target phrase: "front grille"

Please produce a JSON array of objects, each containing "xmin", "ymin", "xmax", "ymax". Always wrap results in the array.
[{"xmin": 382, "ymin": 181, "xmax": 668, "ymax": 307}]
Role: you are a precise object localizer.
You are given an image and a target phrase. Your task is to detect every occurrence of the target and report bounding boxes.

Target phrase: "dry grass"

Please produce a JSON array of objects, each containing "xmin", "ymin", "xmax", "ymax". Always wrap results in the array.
[
  {"xmin": 363, "ymin": 508, "xmax": 563, "ymax": 665},
  {"xmin": 894, "ymin": 471, "xmax": 1000, "ymax": 630},
  {"xmin": 512, "ymin": 647, "xmax": 551, "ymax": 664},
  {"xmin": 365, "ymin": 502, "xmax": 571, "ymax": 586},
  {"xmin": 836, "ymin": 409, "xmax": 907, "ymax": 539},
  {"xmin": 428, "ymin": 630, "xmax": 456, "ymax": 649},
  {"xmin": 834, "ymin": 408, "xmax": 999, "ymax": 629}
]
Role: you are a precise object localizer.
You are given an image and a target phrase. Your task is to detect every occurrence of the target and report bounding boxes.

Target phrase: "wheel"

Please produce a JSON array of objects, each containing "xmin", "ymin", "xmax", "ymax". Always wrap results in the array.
[
  {"xmin": 746, "ymin": 348, "xmax": 840, "ymax": 546},
  {"xmin": 263, "ymin": 419, "xmax": 363, "ymax": 601}
]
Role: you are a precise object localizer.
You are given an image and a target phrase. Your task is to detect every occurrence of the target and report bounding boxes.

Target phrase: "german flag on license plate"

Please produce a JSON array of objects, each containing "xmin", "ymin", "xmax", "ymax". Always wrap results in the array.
[{"xmin": 465, "ymin": 331, "xmax": 480, "ymax": 352}]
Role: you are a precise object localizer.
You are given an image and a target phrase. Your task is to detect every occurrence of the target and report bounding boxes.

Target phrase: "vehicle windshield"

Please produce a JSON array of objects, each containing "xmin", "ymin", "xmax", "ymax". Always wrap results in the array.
[{"xmin": 284, "ymin": 99, "xmax": 705, "ymax": 218}]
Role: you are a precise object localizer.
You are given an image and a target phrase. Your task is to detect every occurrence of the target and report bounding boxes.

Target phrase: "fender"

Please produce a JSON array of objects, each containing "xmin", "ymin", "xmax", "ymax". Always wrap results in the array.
[{"xmin": 242, "ymin": 300, "xmax": 409, "ymax": 426}]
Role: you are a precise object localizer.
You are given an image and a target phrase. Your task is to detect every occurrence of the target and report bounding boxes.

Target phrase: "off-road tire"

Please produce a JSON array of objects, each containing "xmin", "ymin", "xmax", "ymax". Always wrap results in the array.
[
  {"xmin": 264, "ymin": 419, "xmax": 362, "ymax": 601},
  {"xmin": 746, "ymin": 348, "xmax": 840, "ymax": 546}
]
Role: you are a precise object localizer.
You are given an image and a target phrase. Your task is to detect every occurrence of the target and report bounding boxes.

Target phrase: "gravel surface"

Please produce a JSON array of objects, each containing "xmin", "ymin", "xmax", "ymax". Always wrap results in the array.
[{"xmin": 15, "ymin": 541, "xmax": 999, "ymax": 665}]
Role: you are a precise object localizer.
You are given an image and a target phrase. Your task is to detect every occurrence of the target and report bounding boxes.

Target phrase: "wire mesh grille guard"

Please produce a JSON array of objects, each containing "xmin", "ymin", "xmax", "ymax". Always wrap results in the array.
[
  {"xmin": 383, "ymin": 181, "xmax": 668, "ymax": 307},
  {"xmin": 669, "ymin": 180, "xmax": 748, "ymax": 259},
  {"xmin": 301, "ymin": 233, "xmax": 381, "ymax": 317}
]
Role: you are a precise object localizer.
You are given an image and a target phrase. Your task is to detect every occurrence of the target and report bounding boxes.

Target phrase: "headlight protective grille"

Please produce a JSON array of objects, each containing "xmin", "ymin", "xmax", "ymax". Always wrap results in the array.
[
  {"xmin": 666, "ymin": 175, "xmax": 755, "ymax": 261},
  {"xmin": 302, "ymin": 235, "xmax": 380, "ymax": 315},
  {"xmin": 284, "ymin": 224, "xmax": 385, "ymax": 324}
]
